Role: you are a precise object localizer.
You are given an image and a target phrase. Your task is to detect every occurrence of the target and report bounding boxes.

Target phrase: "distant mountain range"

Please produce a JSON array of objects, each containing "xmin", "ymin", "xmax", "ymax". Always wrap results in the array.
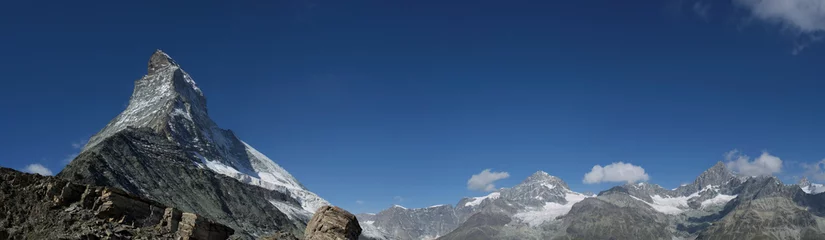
[{"xmin": 362, "ymin": 162, "xmax": 825, "ymax": 240}]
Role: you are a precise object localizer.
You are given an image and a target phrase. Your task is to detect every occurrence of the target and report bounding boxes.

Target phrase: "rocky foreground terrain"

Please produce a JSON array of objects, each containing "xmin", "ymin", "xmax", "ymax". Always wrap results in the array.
[
  {"xmin": 0, "ymin": 167, "xmax": 233, "ymax": 240},
  {"xmin": 1, "ymin": 167, "xmax": 365, "ymax": 240}
]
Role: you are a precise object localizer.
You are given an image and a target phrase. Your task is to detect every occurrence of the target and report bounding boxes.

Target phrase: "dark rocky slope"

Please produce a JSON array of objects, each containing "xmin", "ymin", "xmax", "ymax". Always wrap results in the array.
[
  {"xmin": 58, "ymin": 127, "xmax": 304, "ymax": 239},
  {"xmin": 0, "ymin": 167, "xmax": 233, "ymax": 240},
  {"xmin": 436, "ymin": 212, "xmax": 514, "ymax": 240}
]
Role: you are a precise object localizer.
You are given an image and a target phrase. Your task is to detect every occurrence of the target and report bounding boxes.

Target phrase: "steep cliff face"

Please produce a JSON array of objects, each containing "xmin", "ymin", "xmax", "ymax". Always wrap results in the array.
[
  {"xmin": 0, "ymin": 167, "xmax": 233, "ymax": 240},
  {"xmin": 56, "ymin": 50, "xmax": 376, "ymax": 239},
  {"xmin": 60, "ymin": 128, "xmax": 305, "ymax": 238}
]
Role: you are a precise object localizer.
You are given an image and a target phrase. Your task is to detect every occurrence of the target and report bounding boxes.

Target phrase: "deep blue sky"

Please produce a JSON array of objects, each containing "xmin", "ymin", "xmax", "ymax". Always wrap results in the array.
[{"xmin": 1, "ymin": 0, "xmax": 824, "ymax": 213}]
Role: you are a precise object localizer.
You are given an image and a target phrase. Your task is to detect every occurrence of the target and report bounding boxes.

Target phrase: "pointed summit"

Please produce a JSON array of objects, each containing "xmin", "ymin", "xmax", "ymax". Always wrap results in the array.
[
  {"xmin": 83, "ymin": 50, "xmax": 205, "ymax": 151},
  {"xmin": 711, "ymin": 161, "xmax": 727, "ymax": 170},
  {"xmin": 689, "ymin": 161, "xmax": 735, "ymax": 190},
  {"xmin": 148, "ymin": 49, "xmax": 178, "ymax": 74},
  {"xmin": 522, "ymin": 171, "xmax": 569, "ymax": 189},
  {"xmin": 799, "ymin": 177, "xmax": 812, "ymax": 187}
]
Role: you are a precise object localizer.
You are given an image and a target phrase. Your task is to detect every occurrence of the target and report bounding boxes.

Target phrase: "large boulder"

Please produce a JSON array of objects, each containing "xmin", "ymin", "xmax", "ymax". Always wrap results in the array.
[{"xmin": 305, "ymin": 206, "xmax": 362, "ymax": 240}]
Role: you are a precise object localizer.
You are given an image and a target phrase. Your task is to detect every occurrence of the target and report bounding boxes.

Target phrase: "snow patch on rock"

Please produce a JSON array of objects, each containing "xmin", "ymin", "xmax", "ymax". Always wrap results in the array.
[{"xmin": 464, "ymin": 192, "xmax": 501, "ymax": 207}]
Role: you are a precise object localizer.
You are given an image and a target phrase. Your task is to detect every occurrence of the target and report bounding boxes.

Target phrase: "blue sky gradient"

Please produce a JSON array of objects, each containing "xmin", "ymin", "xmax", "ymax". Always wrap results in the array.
[{"xmin": 1, "ymin": 0, "xmax": 825, "ymax": 213}]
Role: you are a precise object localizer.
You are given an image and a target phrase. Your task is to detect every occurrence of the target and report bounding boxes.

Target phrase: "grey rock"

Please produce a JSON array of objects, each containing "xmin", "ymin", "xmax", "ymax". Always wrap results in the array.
[
  {"xmin": 436, "ymin": 212, "xmax": 512, "ymax": 240},
  {"xmin": 559, "ymin": 197, "xmax": 672, "ymax": 240},
  {"xmin": 673, "ymin": 161, "xmax": 740, "ymax": 197},
  {"xmin": 367, "ymin": 204, "xmax": 460, "ymax": 240},
  {"xmin": 695, "ymin": 176, "xmax": 825, "ymax": 240}
]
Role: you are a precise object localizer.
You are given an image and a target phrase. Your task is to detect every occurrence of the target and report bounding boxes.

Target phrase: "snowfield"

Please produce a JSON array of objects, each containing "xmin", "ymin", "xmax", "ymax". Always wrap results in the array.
[{"xmin": 513, "ymin": 191, "xmax": 591, "ymax": 226}]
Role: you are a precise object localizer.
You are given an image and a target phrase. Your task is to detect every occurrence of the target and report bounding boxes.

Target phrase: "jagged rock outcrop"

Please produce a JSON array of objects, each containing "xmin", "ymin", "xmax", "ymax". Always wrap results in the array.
[
  {"xmin": 0, "ymin": 167, "xmax": 233, "ymax": 240},
  {"xmin": 305, "ymin": 206, "xmax": 362, "ymax": 240}
]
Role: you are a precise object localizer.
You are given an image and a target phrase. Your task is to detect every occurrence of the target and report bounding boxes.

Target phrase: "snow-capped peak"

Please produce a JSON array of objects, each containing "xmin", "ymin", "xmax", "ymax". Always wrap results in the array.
[
  {"xmin": 800, "ymin": 177, "xmax": 812, "ymax": 187},
  {"xmin": 522, "ymin": 171, "xmax": 569, "ymax": 189},
  {"xmin": 82, "ymin": 50, "xmax": 329, "ymax": 217},
  {"xmin": 799, "ymin": 177, "xmax": 825, "ymax": 194}
]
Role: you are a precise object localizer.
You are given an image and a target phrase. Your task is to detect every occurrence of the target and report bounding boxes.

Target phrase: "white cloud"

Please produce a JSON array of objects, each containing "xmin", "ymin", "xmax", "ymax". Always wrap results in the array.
[
  {"xmin": 583, "ymin": 162, "xmax": 650, "ymax": 184},
  {"xmin": 733, "ymin": 0, "xmax": 825, "ymax": 52},
  {"xmin": 356, "ymin": 200, "xmax": 365, "ymax": 205},
  {"xmin": 725, "ymin": 150, "xmax": 783, "ymax": 176},
  {"xmin": 734, "ymin": 0, "xmax": 825, "ymax": 33},
  {"xmin": 393, "ymin": 196, "xmax": 404, "ymax": 202},
  {"xmin": 467, "ymin": 169, "xmax": 510, "ymax": 192},
  {"xmin": 71, "ymin": 141, "xmax": 84, "ymax": 149},
  {"xmin": 24, "ymin": 164, "xmax": 53, "ymax": 176}
]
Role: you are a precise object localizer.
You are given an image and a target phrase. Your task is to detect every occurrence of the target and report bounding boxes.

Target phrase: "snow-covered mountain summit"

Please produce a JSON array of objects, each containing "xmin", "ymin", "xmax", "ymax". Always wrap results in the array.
[
  {"xmin": 82, "ymin": 50, "xmax": 328, "ymax": 214},
  {"xmin": 365, "ymin": 172, "xmax": 593, "ymax": 240},
  {"xmin": 799, "ymin": 177, "xmax": 825, "ymax": 194},
  {"xmin": 599, "ymin": 161, "xmax": 741, "ymax": 216}
]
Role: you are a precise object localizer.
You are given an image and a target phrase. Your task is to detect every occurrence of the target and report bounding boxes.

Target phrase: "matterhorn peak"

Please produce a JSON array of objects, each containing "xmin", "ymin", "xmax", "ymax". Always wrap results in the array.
[{"xmin": 83, "ymin": 50, "xmax": 207, "ymax": 151}]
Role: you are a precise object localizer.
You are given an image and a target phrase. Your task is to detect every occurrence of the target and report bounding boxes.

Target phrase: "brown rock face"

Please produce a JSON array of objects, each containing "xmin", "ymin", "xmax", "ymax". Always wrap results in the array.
[
  {"xmin": 147, "ymin": 49, "xmax": 178, "ymax": 74},
  {"xmin": 0, "ymin": 167, "xmax": 234, "ymax": 240},
  {"xmin": 305, "ymin": 206, "xmax": 362, "ymax": 240}
]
